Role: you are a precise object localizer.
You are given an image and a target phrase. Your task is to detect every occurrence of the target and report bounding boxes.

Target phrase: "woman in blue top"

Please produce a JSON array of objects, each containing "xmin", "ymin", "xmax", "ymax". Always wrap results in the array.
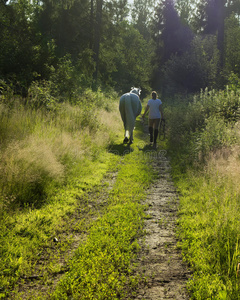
[{"xmin": 142, "ymin": 91, "xmax": 164, "ymax": 148}]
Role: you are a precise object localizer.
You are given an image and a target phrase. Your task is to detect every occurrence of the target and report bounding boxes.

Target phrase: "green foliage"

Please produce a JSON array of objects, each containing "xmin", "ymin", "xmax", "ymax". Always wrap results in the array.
[
  {"xmin": 163, "ymin": 35, "xmax": 219, "ymax": 94},
  {"xmin": 49, "ymin": 55, "xmax": 77, "ymax": 100},
  {"xmin": 99, "ymin": 21, "xmax": 152, "ymax": 93},
  {"xmin": 48, "ymin": 54, "xmax": 95, "ymax": 101},
  {"xmin": 194, "ymin": 116, "xmax": 235, "ymax": 160},
  {"xmin": 0, "ymin": 80, "xmax": 14, "ymax": 103},
  {"xmin": 166, "ymin": 87, "xmax": 240, "ymax": 171},
  {"xmin": 224, "ymin": 14, "xmax": 240, "ymax": 77},
  {"xmin": 166, "ymin": 81, "xmax": 240, "ymax": 299},
  {"xmin": 131, "ymin": 0, "xmax": 154, "ymax": 39},
  {"xmin": 226, "ymin": 72, "xmax": 240, "ymax": 92},
  {"xmin": 0, "ymin": 0, "xmax": 154, "ymax": 96},
  {"xmin": 27, "ymin": 80, "xmax": 56, "ymax": 109}
]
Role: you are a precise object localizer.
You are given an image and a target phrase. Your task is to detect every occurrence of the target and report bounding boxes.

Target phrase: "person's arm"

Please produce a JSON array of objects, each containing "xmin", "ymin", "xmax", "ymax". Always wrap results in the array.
[
  {"xmin": 142, "ymin": 105, "xmax": 149, "ymax": 118},
  {"xmin": 159, "ymin": 104, "xmax": 164, "ymax": 120}
]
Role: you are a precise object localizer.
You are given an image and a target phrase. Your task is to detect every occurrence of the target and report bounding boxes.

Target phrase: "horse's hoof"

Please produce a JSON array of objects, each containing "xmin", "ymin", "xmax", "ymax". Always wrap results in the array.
[{"xmin": 123, "ymin": 137, "xmax": 129, "ymax": 144}]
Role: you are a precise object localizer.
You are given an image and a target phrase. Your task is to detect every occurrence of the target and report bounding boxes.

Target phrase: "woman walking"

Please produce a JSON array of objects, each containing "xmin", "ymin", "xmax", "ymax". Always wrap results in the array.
[{"xmin": 142, "ymin": 91, "xmax": 164, "ymax": 148}]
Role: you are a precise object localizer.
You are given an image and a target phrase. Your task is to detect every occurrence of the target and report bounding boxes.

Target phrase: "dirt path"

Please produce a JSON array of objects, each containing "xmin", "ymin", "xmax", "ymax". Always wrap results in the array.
[
  {"xmin": 8, "ymin": 143, "xmax": 191, "ymax": 299},
  {"xmin": 134, "ymin": 151, "xmax": 191, "ymax": 299}
]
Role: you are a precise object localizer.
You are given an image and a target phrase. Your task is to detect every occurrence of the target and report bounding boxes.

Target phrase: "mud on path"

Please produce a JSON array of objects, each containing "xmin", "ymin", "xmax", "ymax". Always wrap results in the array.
[{"xmin": 134, "ymin": 152, "xmax": 191, "ymax": 300}]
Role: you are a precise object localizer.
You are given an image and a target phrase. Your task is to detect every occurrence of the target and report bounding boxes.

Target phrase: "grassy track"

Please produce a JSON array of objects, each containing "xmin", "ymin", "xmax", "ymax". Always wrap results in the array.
[
  {"xmin": 51, "ymin": 141, "xmax": 154, "ymax": 299},
  {"xmin": 5, "ymin": 86, "xmax": 240, "ymax": 300},
  {"xmin": 0, "ymin": 95, "xmax": 156, "ymax": 299}
]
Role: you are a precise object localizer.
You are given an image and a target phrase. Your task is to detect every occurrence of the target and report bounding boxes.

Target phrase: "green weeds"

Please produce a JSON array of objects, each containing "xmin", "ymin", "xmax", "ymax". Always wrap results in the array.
[
  {"xmin": 177, "ymin": 171, "xmax": 240, "ymax": 299},
  {"xmin": 0, "ymin": 88, "xmax": 155, "ymax": 299},
  {"xmin": 166, "ymin": 87, "xmax": 240, "ymax": 299},
  {"xmin": 0, "ymin": 90, "xmax": 123, "ymax": 298}
]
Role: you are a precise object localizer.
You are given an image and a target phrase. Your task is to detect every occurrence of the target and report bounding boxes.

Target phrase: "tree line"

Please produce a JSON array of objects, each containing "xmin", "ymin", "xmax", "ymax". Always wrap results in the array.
[{"xmin": 1, "ymin": 0, "xmax": 240, "ymax": 99}]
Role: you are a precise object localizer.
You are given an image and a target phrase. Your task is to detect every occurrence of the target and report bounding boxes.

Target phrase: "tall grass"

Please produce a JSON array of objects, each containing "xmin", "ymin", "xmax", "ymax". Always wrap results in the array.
[
  {"xmin": 0, "ymin": 87, "xmax": 122, "ymax": 297},
  {"xmin": 177, "ymin": 149, "xmax": 240, "ymax": 299},
  {"xmin": 166, "ymin": 88, "xmax": 240, "ymax": 299},
  {"xmin": 0, "ymin": 89, "xmax": 119, "ymax": 209}
]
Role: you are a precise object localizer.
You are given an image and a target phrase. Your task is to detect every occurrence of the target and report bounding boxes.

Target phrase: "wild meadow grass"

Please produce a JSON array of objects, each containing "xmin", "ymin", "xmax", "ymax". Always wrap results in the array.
[
  {"xmin": 167, "ymin": 88, "xmax": 240, "ymax": 299},
  {"xmin": 176, "ymin": 149, "xmax": 240, "ymax": 299},
  {"xmin": 0, "ymin": 90, "xmax": 126, "ymax": 298},
  {"xmin": 0, "ymin": 88, "xmax": 155, "ymax": 299}
]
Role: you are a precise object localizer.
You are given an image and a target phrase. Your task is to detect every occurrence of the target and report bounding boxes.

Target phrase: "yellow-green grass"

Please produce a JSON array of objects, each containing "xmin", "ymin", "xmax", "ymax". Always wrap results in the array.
[
  {"xmin": 176, "ymin": 147, "xmax": 240, "ymax": 299},
  {"xmin": 0, "ymin": 97, "xmax": 123, "ymax": 297},
  {"xmin": 51, "ymin": 144, "xmax": 154, "ymax": 300},
  {"xmin": 0, "ymin": 95, "xmax": 157, "ymax": 299}
]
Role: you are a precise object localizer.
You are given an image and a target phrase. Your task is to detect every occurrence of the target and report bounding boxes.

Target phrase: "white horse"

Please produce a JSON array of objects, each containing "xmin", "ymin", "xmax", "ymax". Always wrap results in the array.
[{"xmin": 119, "ymin": 87, "xmax": 142, "ymax": 144}]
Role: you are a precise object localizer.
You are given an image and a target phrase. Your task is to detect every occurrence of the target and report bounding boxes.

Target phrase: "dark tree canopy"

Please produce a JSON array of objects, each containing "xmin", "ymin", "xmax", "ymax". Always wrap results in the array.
[{"xmin": 1, "ymin": 0, "xmax": 240, "ymax": 97}]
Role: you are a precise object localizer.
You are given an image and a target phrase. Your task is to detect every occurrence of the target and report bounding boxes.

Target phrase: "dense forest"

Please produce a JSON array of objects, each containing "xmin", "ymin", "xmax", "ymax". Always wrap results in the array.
[{"xmin": 2, "ymin": 0, "xmax": 240, "ymax": 98}]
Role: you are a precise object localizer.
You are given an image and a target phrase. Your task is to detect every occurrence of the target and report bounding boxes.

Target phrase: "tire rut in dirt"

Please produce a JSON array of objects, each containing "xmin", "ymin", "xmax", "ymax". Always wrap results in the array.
[
  {"xmin": 8, "ymin": 171, "xmax": 119, "ymax": 300},
  {"xmin": 135, "ymin": 157, "xmax": 191, "ymax": 300}
]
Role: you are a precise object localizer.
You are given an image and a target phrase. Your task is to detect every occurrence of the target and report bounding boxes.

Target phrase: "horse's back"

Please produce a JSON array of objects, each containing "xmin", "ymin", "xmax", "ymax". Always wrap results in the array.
[
  {"xmin": 119, "ymin": 93, "xmax": 142, "ymax": 117},
  {"xmin": 129, "ymin": 93, "xmax": 142, "ymax": 117}
]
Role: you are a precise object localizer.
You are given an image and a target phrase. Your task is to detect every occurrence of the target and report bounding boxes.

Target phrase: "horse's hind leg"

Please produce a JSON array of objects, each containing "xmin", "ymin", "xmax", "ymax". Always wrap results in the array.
[{"xmin": 128, "ymin": 130, "xmax": 133, "ymax": 144}]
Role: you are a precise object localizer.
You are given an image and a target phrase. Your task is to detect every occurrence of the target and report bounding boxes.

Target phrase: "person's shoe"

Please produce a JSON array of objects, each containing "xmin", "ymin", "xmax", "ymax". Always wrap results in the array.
[
  {"xmin": 123, "ymin": 137, "xmax": 129, "ymax": 144},
  {"xmin": 153, "ymin": 143, "xmax": 157, "ymax": 149}
]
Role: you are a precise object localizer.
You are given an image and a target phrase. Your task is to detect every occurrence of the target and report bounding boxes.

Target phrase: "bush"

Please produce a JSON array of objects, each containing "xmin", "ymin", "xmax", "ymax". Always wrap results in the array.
[
  {"xmin": 163, "ymin": 36, "xmax": 219, "ymax": 95},
  {"xmin": 27, "ymin": 80, "xmax": 56, "ymax": 109},
  {"xmin": 0, "ymin": 84, "xmax": 120, "ymax": 208},
  {"xmin": 167, "ymin": 88, "xmax": 240, "ymax": 169}
]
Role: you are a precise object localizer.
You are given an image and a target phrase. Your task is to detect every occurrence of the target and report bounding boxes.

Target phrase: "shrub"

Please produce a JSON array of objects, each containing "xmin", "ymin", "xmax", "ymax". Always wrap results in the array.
[
  {"xmin": 0, "ymin": 83, "xmax": 120, "ymax": 208},
  {"xmin": 167, "ymin": 87, "xmax": 240, "ymax": 169},
  {"xmin": 27, "ymin": 80, "xmax": 56, "ymax": 109}
]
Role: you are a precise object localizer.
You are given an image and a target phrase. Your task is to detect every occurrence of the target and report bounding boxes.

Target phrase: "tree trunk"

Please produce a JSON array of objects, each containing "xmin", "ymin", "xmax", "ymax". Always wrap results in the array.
[
  {"xmin": 217, "ymin": 0, "xmax": 225, "ymax": 86},
  {"xmin": 89, "ymin": 0, "xmax": 94, "ymax": 50},
  {"xmin": 93, "ymin": 0, "xmax": 103, "ymax": 89}
]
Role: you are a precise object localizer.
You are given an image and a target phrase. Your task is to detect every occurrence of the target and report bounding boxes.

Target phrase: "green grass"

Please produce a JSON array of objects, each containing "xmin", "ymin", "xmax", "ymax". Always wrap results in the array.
[
  {"xmin": 0, "ymin": 151, "xmax": 121, "ymax": 298},
  {"xmin": 0, "ymin": 93, "xmax": 122, "ymax": 298},
  {"xmin": 176, "ymin": 169, "xmax": 240, "ymax": 299},
  {"xmin": 6, "ymin": 84, "xmax": 240, "ymax": 300},
  {"xmin": 51, "ymin": 148, "xmax": 154, "ymax": 300},
  {"xmin": 0, "ymin": 92, "xmax": 157, "ymax": 299},
  {"xmin": 165, "ymin": 88, "xmax": 240, "ymax": 299}
]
